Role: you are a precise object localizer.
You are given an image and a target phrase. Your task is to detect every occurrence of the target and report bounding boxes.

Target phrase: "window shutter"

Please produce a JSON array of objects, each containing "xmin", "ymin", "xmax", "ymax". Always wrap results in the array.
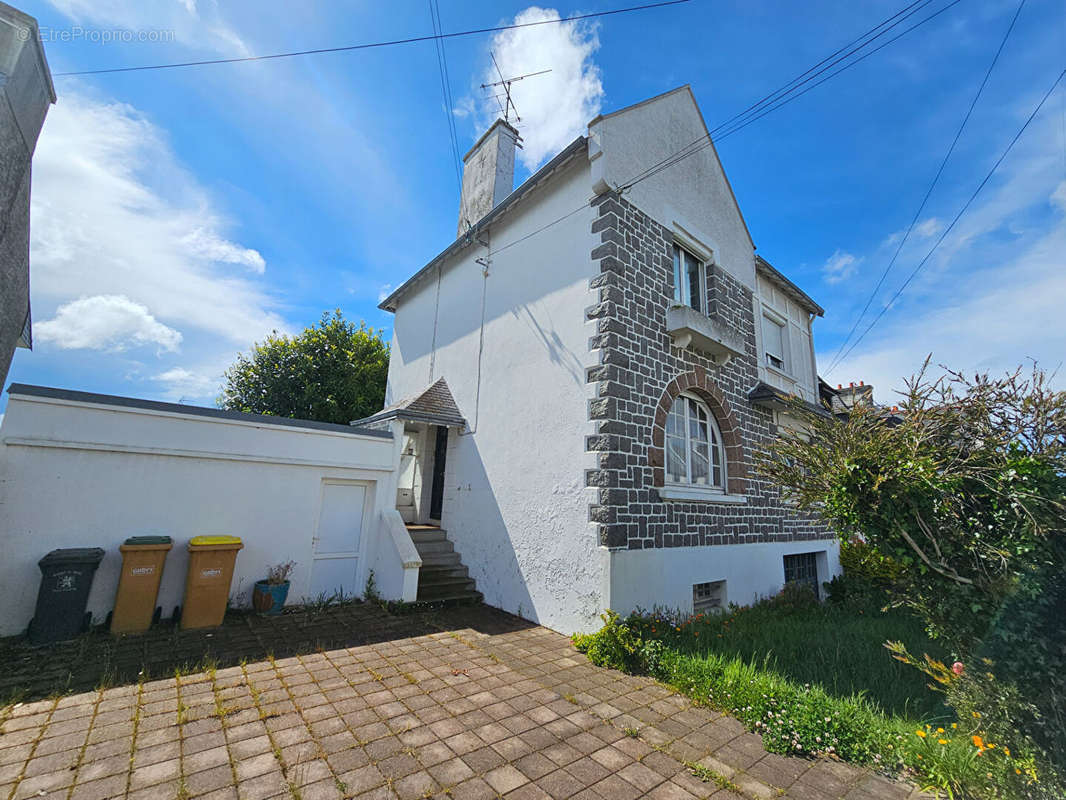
[{"xmin": 762, "ymin": 315, "xmax": 784, "ymax": 361}]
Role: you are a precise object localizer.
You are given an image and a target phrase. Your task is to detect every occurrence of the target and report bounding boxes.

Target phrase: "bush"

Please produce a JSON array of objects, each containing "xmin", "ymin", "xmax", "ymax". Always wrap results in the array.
[
  {"xmin": 975, "ymin": 558, "xmax": 1066, "ymax": 770},
  {"xmin": 827, "ymin": 538, "xmax": 903, "ymax": 605},
  {"xmin": 572, "ymin": 610, "xmax": 645, "ymax": 674}
]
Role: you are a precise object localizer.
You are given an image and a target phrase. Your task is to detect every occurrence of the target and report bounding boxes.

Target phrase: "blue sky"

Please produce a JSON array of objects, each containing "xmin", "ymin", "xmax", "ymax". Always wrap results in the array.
[{"xmin": 5, "ymin": 0, "xmax": 1065, "ymax": 416}]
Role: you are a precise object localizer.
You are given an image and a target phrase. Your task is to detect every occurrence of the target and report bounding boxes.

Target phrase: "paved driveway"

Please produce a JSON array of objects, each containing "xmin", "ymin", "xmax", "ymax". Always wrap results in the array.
[{"xmin": 0, "ymin": 605, "xmax": 926, "ymax": 800}]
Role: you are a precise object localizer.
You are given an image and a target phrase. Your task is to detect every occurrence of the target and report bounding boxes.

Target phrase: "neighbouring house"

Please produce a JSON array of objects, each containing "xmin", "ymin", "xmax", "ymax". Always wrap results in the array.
[
  {"xmin": 370, "ymin": 86, "xmax": 839, "ymax": 634},
  {"xmin": 0, "ymin": 3, "xmax": 54, "ymax": 387}
]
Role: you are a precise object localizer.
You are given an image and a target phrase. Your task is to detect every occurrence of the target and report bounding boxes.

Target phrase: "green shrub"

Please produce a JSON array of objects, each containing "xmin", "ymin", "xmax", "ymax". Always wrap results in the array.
[
  {"xmin": 827, "ymin": 538, "xmax": 904, "ymax": 605},
  {"xmin": 974, "ymin": 558, "xmax": 1066, "ymax": 770},
  {"xmin": 572, "ymin": 610, "xmax": 644, "ymax": 673}
]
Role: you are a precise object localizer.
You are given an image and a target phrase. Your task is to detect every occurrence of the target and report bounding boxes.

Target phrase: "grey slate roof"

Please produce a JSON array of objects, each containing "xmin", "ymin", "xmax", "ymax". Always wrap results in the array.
[
  {"xmin": 747, "ymin": 381, "xmax": 833, "ymax": 418},
  {"xmin": 351, "ymin": 377, "xmax": 466, "ymax": 428},
  {"xmin": 755, "ymin": 256, "xmax": 825, "ymax": 317},
  {"xmin": 6, "ymin": 383, "xmax": 392, "ymax": 438},
  {"xmin": 378, "ymin": 136, "xmax": 588, "ymax": 312}
]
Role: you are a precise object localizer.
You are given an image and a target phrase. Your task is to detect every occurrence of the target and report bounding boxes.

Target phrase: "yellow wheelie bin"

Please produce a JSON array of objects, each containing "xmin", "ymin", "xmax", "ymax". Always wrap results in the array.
[
  {"xmin": 181, "ymin": 536, "xmax": 243, "ymax": 629},
  {"xmin": 111, "ymin": 535, "xmax": 172, "ymax": 634}
]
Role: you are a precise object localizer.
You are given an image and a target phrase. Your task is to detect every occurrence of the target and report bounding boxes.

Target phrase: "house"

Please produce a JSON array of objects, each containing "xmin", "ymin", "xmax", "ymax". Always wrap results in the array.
[
  {"xmin": 0, "ymin": 3, "xmax": 54, "ymax": 387},
  {"xmin": 371, "ymin": 86, "xmax": 839, "ymax": 634},
  {"xmin": 0, "ymin": 85, "xmax": 838, "ymax": 639}
]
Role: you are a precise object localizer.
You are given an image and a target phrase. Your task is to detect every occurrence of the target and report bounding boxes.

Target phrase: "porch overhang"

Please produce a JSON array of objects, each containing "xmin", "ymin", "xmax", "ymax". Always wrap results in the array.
[
  {"xmin": 352, "ymin": 408, "xmax": 466, "ymax": 429},
  {"xmin": 747, "ymin": 381, "xmax": 833, "ymax": 418},
  {"xmin": 350, "ymin": 377, "xmax": 466, "ymax": 430}
]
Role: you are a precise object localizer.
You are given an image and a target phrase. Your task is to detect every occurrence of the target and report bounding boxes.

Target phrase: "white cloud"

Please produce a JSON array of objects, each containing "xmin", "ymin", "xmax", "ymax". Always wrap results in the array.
[
  {"xmin": 377, "ymin": 284, "xmax": 393, "ymax": 303},
  {"xmin": 480, "ymin": 6, "xmax": 604, "ymax": 171},
  {"xmin": 181, "ymin": 228, "xmax": 265, "ymax": 273},
  {"xmin": 821, "ymin": 249, "xmax": 860, "ymax": 284},
  {"xmin": 35, "ymin": 295, "xmax": 183, "ymax": 353},
  {"xmin": 824, "ymin": 112, "xmax": 1066, "ymax": 398},
  {"xmin": 152, "ymin": 366, "xmax": 219, "ymax": 400},
  {"xmin": 914, "ymin": 217, "xmax": 943, "ymax": 238},
  {"xmin": 45, "ymin": 0, "xmax": 250, "ymax": 57},
  {"xmin": 30, "ymin": 92, "xmax": 287, "ymax": 347}
]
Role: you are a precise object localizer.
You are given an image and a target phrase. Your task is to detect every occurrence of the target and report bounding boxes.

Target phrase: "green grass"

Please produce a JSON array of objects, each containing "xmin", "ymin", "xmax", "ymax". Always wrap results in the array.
[
  {"xmin": 573, "ymin": 600, "xmax": 1006, "ymax": 796},
  {"xmin": 632, "ymin": 599, "xmax": 948, "ymax": 718}
]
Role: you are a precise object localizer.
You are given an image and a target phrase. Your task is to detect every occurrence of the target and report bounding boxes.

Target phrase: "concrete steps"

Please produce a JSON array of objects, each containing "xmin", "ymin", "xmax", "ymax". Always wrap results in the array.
[{"xmin": 407, "ymin": 525, "xmax": 482, "ymax": 604}]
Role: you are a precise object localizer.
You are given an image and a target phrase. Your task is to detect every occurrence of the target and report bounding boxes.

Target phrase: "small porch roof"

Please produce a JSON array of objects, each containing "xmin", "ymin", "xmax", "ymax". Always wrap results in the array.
[
  {"xmin": 351, "ymin": 377, "xmax": 466, "ymax": 429},
  {"xmin": 747, "ymin": 381, "xmax": 833, "ymax": 418}
]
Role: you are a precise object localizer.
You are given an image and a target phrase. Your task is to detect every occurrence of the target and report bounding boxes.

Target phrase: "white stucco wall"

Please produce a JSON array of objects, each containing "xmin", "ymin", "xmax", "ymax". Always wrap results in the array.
[
  {"xmin": 387, "ymin": 155, "xmax": 605, "ymax": 634},
  {"xmin": 605, "ymin": 539, "xmax": 841, "ymax": 615},
  {"xmin": 0, "ymin": 391, "xmax": 407, "ymax": 637},
  {"xmin": 588, "ymin": 86, "xmax": 756, "ymax": 291}
]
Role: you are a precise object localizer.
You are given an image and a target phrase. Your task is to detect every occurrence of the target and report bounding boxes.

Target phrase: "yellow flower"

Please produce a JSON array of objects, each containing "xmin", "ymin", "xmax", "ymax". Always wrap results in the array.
[
  {"xmin": 1003, "ymin": 748, "xmax": 1011, "ymax": 757},
  {"xmin": 973, "ymin": 736, "xmax": 985, "ymax": 749},
  {"xmin": 915, "ymin": 730, "xmax": 927, "ymax": 738},
  {"xmin": 951, "ymin": 723, "xmax": 958, "ymax": 729},
  {"xmin": 938, "ymin": 739, "xmax": 948, "ymax": 745},
  {"xmin": 1016, "ymin": 769, "xmax": 1022, "ymax": 775},
  {"xmin": 936, "ymin": 728, "xmax": 944, "ymax": 734}
]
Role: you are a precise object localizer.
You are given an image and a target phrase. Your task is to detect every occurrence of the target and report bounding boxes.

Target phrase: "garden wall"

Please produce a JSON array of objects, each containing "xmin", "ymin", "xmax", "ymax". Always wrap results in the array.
[{"xmin": 0, "ymin": 384, "xmax": 418, "ymax": 637}]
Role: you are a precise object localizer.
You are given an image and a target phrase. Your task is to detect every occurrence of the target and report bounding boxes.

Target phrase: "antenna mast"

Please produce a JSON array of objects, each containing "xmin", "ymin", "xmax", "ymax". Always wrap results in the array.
[{"xmin": 480, "ymin": 53, "xmax": 550, "ymax": 124}]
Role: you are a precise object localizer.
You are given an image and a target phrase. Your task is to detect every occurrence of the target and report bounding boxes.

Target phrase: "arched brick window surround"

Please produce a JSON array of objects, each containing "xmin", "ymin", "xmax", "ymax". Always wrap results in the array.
[{"xmin": 650, "ymin": 370, "xmax": 746, "ymax": 495}]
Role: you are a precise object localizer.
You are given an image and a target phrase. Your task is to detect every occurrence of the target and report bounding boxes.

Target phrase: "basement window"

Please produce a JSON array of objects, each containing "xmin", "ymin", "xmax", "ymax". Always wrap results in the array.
[
  {"xmin": 783, "ymin": 552, "xmax": 819, "ymax": 594},
  {"xmin": 692, "ymin": 580, "xmax": 726, "ymax": 613},
  {"xmin": 672, "ymin": 243, "xmax": 705, "ymax": 313}
]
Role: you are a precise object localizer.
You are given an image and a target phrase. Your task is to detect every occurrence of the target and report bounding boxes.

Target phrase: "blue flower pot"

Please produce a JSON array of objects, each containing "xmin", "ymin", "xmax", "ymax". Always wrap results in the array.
[{"xmin": 252, "ymin": 580, "xmax": 290, "ymax": 615}]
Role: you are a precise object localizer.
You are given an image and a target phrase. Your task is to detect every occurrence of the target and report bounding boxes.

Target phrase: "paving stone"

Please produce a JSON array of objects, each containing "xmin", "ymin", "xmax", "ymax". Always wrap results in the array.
[
  {"xmin": 449, "ymin": 776, "xmax": 496, "ymax": 800},
  {"xmin": 484, "ymin": 764, "xmax": 528, "ymax": 795}
]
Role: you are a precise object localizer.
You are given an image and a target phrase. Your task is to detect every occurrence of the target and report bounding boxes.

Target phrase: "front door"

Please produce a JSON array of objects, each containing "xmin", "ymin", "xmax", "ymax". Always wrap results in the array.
[
  {"xmin": 429, "ymin": 425, "xmax": 448, "ymax": 520},
  {"xmin": 310, "ymin": 481, "xmax": 367, "ymax": 600}
]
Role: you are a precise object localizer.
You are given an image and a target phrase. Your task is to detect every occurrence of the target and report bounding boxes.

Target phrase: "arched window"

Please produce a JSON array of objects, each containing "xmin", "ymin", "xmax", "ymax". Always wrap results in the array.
[{"xmin": 665, "ymin": 393, "xmax": 726, "ymax": 489}]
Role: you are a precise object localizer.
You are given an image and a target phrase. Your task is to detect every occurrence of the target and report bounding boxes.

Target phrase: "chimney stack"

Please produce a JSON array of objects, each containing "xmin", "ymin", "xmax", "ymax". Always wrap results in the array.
[{"xmin": 457, "ymin": 118, "xmax": 520, "ymax": 235}]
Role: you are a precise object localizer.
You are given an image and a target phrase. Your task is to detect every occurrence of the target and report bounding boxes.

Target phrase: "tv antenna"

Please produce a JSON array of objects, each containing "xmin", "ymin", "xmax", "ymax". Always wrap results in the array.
[{"xmin": 480, "ymin": 52, "xmax": 550, "ymax": 124}]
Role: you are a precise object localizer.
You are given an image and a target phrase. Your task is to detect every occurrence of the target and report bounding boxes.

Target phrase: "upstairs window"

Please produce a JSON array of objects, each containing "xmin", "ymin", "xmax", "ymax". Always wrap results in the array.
[
  {"xmin": 665, "ymin": 393, "xmax": 725, "ymax": 489},
  {"xmin": 762, "ymin": 313, "xmax": 787, "ymax": 371},
  {"xmin": 672, "ymin": 243, "xmax": 705, "ymax": 313}
]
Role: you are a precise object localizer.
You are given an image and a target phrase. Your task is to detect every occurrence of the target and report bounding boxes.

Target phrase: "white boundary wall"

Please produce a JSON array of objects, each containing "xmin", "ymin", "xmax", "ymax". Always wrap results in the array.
[{"xmin": 0, "ymin": 389, "xmax": 419, "ymax": 637}]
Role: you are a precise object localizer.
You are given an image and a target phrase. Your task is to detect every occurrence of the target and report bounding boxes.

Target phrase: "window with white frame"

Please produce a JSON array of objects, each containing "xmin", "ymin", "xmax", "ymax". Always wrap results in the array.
[
  {"xmin": 672, "ymin": 243, "xmax": 705, "ymax": 313},
  {"xmin": 665, "ymin": 393, "xmax": 726, "ymax": 489},
  {"xmin": 693, "ymin": 581, "xmax": 726, "ymax": 613},
  {"xmin": 762, "ymin": 313, "xmax": 787, "ymax": 371}
]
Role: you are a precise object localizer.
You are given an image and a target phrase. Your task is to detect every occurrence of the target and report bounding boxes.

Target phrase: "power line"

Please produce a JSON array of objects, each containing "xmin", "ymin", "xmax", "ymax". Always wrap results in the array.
[
  {"xmin": 829, "ymin": 68, "xmax": 1066, "ymax": 373},
  {"xmin": 826, "ymin": 0, "xmax": 1028, "ymax": 374},
  {"xmin": 428, "ymin": 0, "xmax": 461, "ymax": 189},
  {"xmin": 617, "ymin": 0, "xmax": 963, "ymax": 192},
  {"xmin": 714, "ymin": 0, "xmax": 964, "ymax": 142},
  {"xmin": 488, "ymin": 0, "xmax": 964, "ymax": 257},
  {"xmin": 434, "ymin": 0, "xmax": 462, "ymax": 182},
  {"xmin": 52, "ymin": 0, "xmax": 690, "ymax": 77},
  {"xmin": 709, "ymin": 0, "xmax": 936, "ymax": 138}
]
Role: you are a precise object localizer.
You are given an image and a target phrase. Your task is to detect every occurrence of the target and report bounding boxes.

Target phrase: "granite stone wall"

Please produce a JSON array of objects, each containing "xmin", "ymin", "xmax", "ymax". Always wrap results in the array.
[{"xmin": 584, "ymin": 191, "xmax": 830, "ymax": 551}]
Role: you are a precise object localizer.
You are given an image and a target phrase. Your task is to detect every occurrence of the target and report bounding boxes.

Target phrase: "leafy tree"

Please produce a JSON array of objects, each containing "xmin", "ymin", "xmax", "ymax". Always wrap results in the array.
[
  {"xmin": 220, "ymin": 311, "xmax": 389, "ymax": 425},
  {"xmin": 761, "ymin": 362, "xmax": 1066, "ymax": 793},
  {"xmin": 760, "ymin": 361, "xmax": 1065, "ymax": 652}
]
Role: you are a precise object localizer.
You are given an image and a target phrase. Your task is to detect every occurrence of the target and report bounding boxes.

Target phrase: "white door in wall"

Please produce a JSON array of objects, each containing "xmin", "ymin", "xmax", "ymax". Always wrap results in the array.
[{"xmin": 310, "ymin": 481, "xmax": 367, "ymax": 601}]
